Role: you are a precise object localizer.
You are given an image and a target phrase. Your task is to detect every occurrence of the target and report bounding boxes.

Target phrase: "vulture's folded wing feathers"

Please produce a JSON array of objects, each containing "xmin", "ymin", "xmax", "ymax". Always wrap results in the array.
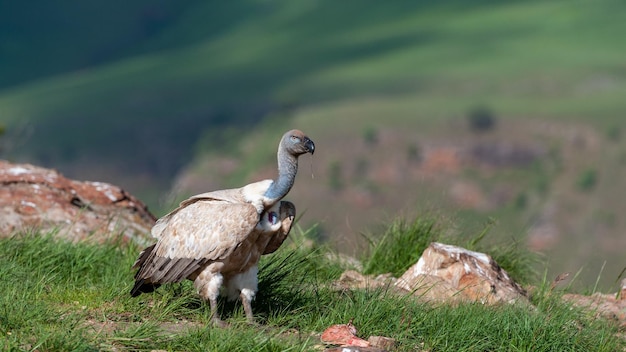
[
  {"xmin": 151, "ymin": 180, "xmax": 272, "ymax": 240},
  {"xmin": 133, "ymin": 199, "xmax": 259, "ymax": 287},
  {"xmin": 155, "ymin": 201, "xmax": 259, "ymax": 259}
]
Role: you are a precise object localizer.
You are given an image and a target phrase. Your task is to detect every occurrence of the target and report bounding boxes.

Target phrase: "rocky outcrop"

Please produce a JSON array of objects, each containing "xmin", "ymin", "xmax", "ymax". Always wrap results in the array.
[
  {"xmin": 334, "ymin": 270, "xmax": 397, "ymax": 291},
  {"xmin": 395, "ymin": 242, "xmax": 529, "ymax": 305},
  {"xmin": 0, "ymin": 160, "xmax": 155, "ymax": 244},
  {"xmin": 562, "ymin": 278, "xmax": 626, "ymax": 330},
  {"xmin": 333, "ymin": 243, "xmax": 529, "ymax": 306}
]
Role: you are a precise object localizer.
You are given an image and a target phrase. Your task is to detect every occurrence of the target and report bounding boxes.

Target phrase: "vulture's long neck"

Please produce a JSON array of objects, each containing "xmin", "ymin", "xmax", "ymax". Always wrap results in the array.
[{"xmin": 264, "ymin": 145, "xmax": 298, "ymax": 202}]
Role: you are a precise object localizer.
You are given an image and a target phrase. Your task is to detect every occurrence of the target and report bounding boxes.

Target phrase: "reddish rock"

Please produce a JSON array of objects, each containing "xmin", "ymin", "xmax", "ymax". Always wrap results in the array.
[
  {"xmin": 0, "ymin": 160, "xmax": 156, "ymax": 244},
  {"xmin": 395, "ymin": 242, "xmax": 528, "ymax": 305},
  {"xmin": 321, "ymin": 321, "xmax": 370, "ymax": 347},
  {"xmin": 562, "ymin": 285, "xmax": 626, "ymax": 328},
  {"xmin": 324, "ymin": 347, "xmax": 388, "ymax": 352}
]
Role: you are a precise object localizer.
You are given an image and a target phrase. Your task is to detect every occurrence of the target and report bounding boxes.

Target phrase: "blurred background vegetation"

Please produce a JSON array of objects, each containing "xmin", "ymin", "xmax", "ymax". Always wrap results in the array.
[{"xmin": 0, "ymin": 0, "xmax": 625, "ymax": 291}]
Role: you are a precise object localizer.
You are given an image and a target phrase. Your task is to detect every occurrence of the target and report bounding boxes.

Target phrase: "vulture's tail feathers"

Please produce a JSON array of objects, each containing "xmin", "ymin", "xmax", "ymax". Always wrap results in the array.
[
  {"xmin": 130, "ymin": 279, "xmax": 161, "ymax": 297},
  {"xmin": 132, "ymin": 244, "xmax": 156, "ymax": 270},
  {"xmin": 131, "ymin": 244, "xmax": 160, "ymax": 297}
]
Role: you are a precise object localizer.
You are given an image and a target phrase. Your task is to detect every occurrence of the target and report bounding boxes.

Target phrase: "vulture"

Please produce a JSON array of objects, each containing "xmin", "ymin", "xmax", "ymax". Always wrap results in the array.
[{"xmin": 130, "ymin": 129, "xmax": 314, "ymax": 326}]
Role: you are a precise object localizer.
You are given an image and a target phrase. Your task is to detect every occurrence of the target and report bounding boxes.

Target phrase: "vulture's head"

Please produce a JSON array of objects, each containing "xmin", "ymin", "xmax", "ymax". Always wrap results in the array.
[
  {"xmin": 281, "ymin": 129, "xmax": 315, "ymax": 157},
  {"xmin": 256, "ymin": 201, "xmax": 296, "ymax": 233},
  {"xmin": 256, "ymin": 211, "xmax": 282, "ymax": 232},
  {"xmin": 278, "ymin": 200, "xmax": 296, "ymax": 222},
  {"xmin": 279, "ymin": 201, "xmax": 296, "ymax": 234}
]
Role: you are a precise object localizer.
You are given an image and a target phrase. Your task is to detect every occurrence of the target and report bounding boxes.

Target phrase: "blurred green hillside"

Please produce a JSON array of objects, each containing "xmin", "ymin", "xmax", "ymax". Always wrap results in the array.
[{"xmin": 1, "ymin": 0, "xmax": 625, "ymax": 290}]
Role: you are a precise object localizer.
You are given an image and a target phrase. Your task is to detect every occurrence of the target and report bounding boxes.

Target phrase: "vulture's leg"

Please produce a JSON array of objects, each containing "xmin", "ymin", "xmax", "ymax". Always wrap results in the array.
[
  {"xmin": 241, "ymin": 287, "xmax": 255, "ymax": 323},
  {"xmin": 240, "ymin": 266, "xmax": 259, "ymax": 323},
  {"xmin": 208, "ymin": 296, "xmax": 226, "ymax": 327},
  {"xmin": 227, "ymin": 266, "xmax": 259, "ymax": 323},
  {"xmin": 195, "ymin": 269, "xmax": 226, "ymax": 327}
]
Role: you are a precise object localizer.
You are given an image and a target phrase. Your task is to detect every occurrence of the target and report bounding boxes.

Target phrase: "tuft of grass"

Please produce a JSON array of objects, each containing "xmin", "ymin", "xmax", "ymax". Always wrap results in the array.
[
  {"xmin": 461, "ymin": 218, "xmax": 540, "ymax": 285},
  {"xmin": 577, "ymin": 168, "xmax": 598, "ymax": 192},
  {"xmin": 361, "ymin": 217, "xmax": 438, "ymax": 277}
]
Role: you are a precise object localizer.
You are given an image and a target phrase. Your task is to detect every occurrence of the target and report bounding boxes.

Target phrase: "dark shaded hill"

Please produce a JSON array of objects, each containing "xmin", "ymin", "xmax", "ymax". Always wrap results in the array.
[{"xmin": 0, "ymin": 1, "xmax": 187, "ymax": 89}]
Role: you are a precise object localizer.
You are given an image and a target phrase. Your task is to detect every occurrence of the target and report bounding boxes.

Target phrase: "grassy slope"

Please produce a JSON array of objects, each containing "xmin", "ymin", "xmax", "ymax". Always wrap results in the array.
[{"xmin": 0, "ymin": 228, "xmax": 623, "ymax": 351}]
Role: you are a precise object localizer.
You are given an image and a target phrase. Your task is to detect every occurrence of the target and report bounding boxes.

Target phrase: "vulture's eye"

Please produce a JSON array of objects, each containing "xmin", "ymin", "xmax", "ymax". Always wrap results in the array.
[
  {"xmin": 268, "ymin": 212, "xmax": 278, "ymax": 224},
  {"xmin": 290, "ymin": 136, "xmax": 301, "ymax": 143}
]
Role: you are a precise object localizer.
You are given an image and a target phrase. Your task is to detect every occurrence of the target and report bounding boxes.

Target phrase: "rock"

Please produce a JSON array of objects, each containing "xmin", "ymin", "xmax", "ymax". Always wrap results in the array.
[
  {"xmin": 321, "ymin": 321, "xmax": 370, "ymax": 347},
  {"xmin": 0, "ymin": 160, "xmax": 155, "ymax": 244},
  {"xmin": 324, "ymin": 347, "xmax": 388, "ymax": 352},
  {"xmin": 368, "ymin": 336, "xmax": 397, "ymax": 350},
  {"xmin": 395, "ymin": 242, "xmax": 528, "ymax": 305},
  {"xmin": 562, "ymin": 291, "xmax": 626, "ymax": 328},
  {"xmin": 335, "ymin": 270, "xmax": 397, "ymax": 291},
  {"xmin": 320, "ymin": 320, "xmax": 397, "ymax": 352}
]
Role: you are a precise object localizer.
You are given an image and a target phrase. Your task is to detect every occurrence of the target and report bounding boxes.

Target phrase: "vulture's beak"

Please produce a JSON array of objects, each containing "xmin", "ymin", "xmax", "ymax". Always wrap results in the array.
[
  {"xmin": 280, "ymin": 201, "xmax": 296, "ymax": 219},
  {"xmin": 304, "ymin": 138, "xmax": 315, "ymax": 155}
]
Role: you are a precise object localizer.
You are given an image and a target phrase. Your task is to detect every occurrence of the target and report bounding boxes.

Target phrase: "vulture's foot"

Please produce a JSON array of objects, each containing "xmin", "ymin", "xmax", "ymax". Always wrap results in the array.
[
  {"xmin": 208, "ymin": 297, "xmax": 228, "ymax": 328},
  {"xmin": 211, "ymin": 317, "xmax": 229, "ymax": 328},
  {"xmin": 243, "ymin": 309, "xmax": 258, "ymax": 326},
  {"xmin": 245, "ymin": 318, "xmax": 260, "ymax": 327}
]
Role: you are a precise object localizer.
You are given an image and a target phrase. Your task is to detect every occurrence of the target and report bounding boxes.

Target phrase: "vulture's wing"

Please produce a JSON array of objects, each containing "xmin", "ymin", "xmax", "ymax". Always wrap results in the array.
[
  {"xmin": 155, "ymin": 200, "xmax": 259, "ymax": 259},
  {"xmin": 262, "ymin": 201, "xmax": 296, "ymax": 255},
  {"xmin": 132, "ymin": 198, "xmax": 259, "ymax": 288},
  {"xmin": 150, "ymin": 180, "xmax": 273, "ymax": 240},
  {"xmin": 151, "ymin": 188, "xmax": 250, "ymax": 240}
]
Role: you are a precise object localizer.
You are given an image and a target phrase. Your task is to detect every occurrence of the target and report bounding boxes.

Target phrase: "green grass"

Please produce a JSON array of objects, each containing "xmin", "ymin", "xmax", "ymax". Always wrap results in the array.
[
  {"xmin": 362, "ymin": 217, "xmax": 438, "ymax": 277},
  {"xmin": 0, "ymin": 224, "xmax": 623, "ymax": 351}
]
